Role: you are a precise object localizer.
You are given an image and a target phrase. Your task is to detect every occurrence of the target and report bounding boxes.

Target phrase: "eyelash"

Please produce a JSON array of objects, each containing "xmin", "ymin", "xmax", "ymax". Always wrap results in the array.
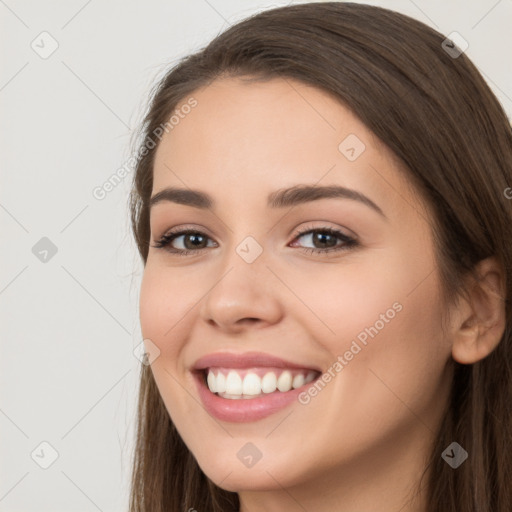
[{"xmin": 151, "ymin": 225, "xmax": 358, "ymax": 257}]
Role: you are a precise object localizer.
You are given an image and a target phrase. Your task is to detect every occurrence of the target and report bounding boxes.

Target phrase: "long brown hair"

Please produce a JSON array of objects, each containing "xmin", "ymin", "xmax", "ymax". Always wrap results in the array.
[{"xmin": 128, "ymin": 3, "xmax": 512, "ymax": 510}]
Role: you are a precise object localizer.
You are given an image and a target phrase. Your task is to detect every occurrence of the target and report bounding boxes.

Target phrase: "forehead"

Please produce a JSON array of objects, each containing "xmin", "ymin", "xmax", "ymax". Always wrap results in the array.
[
  {"xmin": 152, "ymin": 76, "xmax": 425, "ymax": 219},
  {"xmin": 154, "ymin": 76, "xmax": 373, "ymax": 168}
]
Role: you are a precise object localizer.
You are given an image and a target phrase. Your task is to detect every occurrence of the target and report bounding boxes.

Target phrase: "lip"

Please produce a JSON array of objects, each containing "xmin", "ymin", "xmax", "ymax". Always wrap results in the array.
[
  {"xmin": 192, "ymin": 351, "xmax": 322, "ymax": 372},
  {"xmin": 192, "ymin": 371, "xmax": 320, "ymax": 423},
  {"xmin": 191, "ymin": 351, "xmax": 322, "ymax": 423}
]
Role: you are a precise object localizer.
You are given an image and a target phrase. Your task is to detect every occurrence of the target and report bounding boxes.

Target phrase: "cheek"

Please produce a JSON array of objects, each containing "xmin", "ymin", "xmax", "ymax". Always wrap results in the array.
[
  {"xmin": 283, "ymin": 253, "xmax": 411, "ymax": 348},
  {"xmin": 139, "ymin": 262, "xmax": 199, "ymax": 358},
  {"xmin": 139, "ymin": 265, "xmax": 200, "ymax": 422},
  {"xmin": 292, "ymin": 233, "xmax": 445, "ymax": 360},
  {"xmin": 290, "ymin": 244, "xmax": 451, "ymax": 436}
]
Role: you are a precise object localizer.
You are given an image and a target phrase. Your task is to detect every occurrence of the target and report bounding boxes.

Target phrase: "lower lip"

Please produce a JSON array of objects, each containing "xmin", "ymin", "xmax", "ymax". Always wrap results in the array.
[{"xmin": 193, "ymin": 371, "xmax": 316, "ymax": 423}]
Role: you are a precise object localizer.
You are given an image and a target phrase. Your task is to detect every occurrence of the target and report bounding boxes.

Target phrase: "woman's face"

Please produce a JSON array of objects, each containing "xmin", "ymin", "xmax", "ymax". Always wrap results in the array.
[{"xmin": 140, "ymin": 77, "xmax": 454, "ymax": 500}]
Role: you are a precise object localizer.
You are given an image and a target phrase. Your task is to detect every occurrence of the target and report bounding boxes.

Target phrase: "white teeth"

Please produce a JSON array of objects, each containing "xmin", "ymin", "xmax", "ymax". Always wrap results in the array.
[
  {"xmin": 216, "ymin": 372, "xmax": 226, "ymax": 393},
  {"xmin": 305, "ymin": 371, "xmax": 316, "ymax": 384},
  {"xmin": 225, "ymin": 371, "xmax": 242, "ymax": 395},
  {"xmin": 276, "ymin": 370, "xmax": 293, "ymax": 392},
  {"xmin": 242, "ymin": 373, "xmax": 261, "ymax": 396},
  {"xmin": 206, "ymin": 368, "xmax": 317, "ymax": 398},
  {"xmin": 207, "ymin": 371, "xmax": 217, "ymax": 393},
  {"xmin": 292, "ymin": 373, "xmax": 305, "ymax": 389},
  {"xmin": 261, "ymin": 372, "xmax": 277, "ymax": 393}
]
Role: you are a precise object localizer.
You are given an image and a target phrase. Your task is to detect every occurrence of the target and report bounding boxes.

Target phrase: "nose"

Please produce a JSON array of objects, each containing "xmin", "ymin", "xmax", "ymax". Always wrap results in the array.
[{"xmin": 199, "ymin": 250, "xmax": 284, "ymax": 333}]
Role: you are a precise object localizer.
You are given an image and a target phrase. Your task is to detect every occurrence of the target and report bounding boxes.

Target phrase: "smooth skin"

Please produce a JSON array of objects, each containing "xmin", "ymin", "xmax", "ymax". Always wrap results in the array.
[{"xmin": 139, "ymin": 77, "xmax": 506, "ymax": 512}]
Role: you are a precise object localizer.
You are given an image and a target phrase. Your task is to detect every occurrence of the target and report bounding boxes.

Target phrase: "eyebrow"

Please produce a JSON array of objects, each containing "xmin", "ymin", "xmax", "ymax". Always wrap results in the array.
[{"xmin": 149, "ymin": 185, "xmax": 386, "ymax": 219}]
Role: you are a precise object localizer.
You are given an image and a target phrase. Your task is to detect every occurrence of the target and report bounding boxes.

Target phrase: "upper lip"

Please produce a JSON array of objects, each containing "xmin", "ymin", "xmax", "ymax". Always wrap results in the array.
[{"xmin": 192, "ymin": 351, "xmax": 322, "ymax": 372}]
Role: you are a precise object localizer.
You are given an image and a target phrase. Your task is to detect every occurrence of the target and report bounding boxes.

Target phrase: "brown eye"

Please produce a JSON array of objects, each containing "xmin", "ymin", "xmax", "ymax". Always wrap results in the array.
[
  {"xmin": 291, "ymin": 227, "xmax": 357, "ymax": 254},
  {"xmin": 180, "ymin": 233, "xmax": 208, "ymax": 250},
  {"xmin": 152, "ymin": 229, "xmax": 217, "ymax": 254}
]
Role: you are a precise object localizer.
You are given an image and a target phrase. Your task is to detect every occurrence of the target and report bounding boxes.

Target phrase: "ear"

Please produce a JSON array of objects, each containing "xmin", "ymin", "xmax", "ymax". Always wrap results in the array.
[{"xmin": 451, "ymin": 256, "xmax": 507, "ymax": 365}]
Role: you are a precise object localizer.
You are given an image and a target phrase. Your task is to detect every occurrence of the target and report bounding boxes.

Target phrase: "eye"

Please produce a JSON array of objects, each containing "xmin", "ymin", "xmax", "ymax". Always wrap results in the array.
[
  {"xmin": 151, "ymin": 228, "xmax": 217, "ymax": 256},
  {"xmin": 290, "ymin": 226, "xmax": 358, "ymax": 254},
  {"xmin": 151, "ymin": 225, "xmax": 358, "ymax": 257}
]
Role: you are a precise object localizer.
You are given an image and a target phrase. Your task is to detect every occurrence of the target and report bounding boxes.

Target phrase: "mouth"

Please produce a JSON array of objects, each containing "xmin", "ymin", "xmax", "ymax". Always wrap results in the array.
[
  {"xmin": 191, "ymin": 365, "xmax": 322, "ymax": 423},
  {"xmin": 200, "ymin": 367, "xmax": 320, "ymax": 399}
]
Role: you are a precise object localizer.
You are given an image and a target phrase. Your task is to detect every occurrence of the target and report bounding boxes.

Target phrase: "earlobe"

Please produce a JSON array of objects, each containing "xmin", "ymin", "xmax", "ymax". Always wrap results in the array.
[{"xmin": 451, "ymin": 257, "xmax": 507, "ymax": 365}]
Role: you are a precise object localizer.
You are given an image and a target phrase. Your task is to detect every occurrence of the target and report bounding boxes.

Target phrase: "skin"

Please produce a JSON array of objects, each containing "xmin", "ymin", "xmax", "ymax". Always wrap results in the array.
[{"xmin": 139, "ymin": 77, "xmax": 506, "ymax": 512}]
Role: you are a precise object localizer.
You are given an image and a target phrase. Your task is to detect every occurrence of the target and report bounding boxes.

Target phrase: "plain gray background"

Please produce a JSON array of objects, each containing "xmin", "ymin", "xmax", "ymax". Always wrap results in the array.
[{"xmin": 1, "ymin": 0, "xmax": 511, "ymax": 510}]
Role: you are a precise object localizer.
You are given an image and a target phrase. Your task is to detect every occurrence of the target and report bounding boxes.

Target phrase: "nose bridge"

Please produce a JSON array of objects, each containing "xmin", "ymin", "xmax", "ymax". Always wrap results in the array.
[{"xmin": 215, "ymin": 225, "xmax": 268, "ymax": 279}]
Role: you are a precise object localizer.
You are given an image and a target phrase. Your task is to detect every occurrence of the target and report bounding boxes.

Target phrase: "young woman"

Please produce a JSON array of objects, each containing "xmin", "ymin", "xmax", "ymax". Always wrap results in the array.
[{"xmin": 128, "ymin": 3, "xmax": 512, "ymax": 511}]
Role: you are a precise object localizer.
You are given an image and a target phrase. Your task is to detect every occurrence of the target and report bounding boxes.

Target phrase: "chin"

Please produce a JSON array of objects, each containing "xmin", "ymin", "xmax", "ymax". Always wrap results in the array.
[{"xmin": 195, "ymin": 450, "xmax": 307, "ymax": 493}]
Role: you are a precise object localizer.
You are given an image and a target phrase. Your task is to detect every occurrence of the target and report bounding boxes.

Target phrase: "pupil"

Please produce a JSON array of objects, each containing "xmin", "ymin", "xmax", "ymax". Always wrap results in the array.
[
  {"xmin": 185, "ymin": 233, "xmax": 206, "ymax": 249},
  {"xmin": 314, "ymin": 232, "xmax": 336, "ymax": 249}
]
